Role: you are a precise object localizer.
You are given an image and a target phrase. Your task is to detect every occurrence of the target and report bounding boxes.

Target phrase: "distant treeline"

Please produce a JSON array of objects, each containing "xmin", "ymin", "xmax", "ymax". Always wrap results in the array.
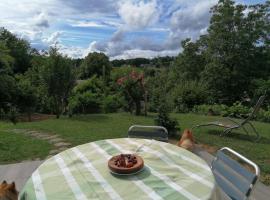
[{"xmin": 111, "ymin": 56, "xmax": 175, "ymax": 68}]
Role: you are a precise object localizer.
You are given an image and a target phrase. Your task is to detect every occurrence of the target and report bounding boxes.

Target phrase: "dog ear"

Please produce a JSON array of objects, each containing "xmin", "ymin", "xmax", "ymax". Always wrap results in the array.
[
  {"xmin": 0, "ymin": 180, "xmax": 7, "ymax": 187},
  {"xmin": 7, "ymin": 182, "xmax": 17, "ymax": 194},
  {"xmin": 11, "ymin": 182, "xmax": 15, "ymax": 189}
]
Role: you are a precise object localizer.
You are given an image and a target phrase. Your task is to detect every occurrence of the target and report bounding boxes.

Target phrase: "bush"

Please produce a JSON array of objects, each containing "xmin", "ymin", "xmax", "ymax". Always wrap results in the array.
[
  {"xmin": 69, "ymin": 92, "xmax": 102, "ymax": 114},
  {"xmin": 154, "ymin": 104, "xmax": 180, "ymax": 136},
  {"xmin": 193, "ymin": 104, "xmax": 229, "ymax": 116},
  {"xmin": 227, "ymin": 101, "xmax": 250, "ymax": 117},
  {"xmin": 193, "ymin": 102, "xmax": 251, "ymax": 118},
  {"xmin": 68, "ymin": 76, "xmax": 104, "ymax": 115},
  {"xmin": 257, "ymin": 107, "xmax": 270, "ymax": 123},
  {"xmin": 102, "ymin": 95, "xmax": 122, "ymax": 113},
  {"xmin": 172, "ymin": 80, "xmax": 209, "ymax": 113}
]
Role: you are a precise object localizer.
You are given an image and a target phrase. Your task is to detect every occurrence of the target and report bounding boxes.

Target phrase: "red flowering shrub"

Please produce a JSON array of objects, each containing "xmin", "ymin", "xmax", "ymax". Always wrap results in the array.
[{"xmin": 117, "ymin": 70, "xmax": 145, "ymax": 115}]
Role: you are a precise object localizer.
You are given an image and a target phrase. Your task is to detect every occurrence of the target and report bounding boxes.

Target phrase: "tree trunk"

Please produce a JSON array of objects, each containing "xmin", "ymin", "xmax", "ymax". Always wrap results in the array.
[
  {"xmin": 144, "ymin": 91, "xmax": 148, "ymax": 116},
  {"xmin": 135, "ymin": 101, "xmax": 141, "ymax": 115},
  {"xmin": 27, "ymin": 111, "xmax": 32, "ymax": 122},
  {"xmin": 54, "ymin": 97, "xmax": 61, "ymax": 119}
]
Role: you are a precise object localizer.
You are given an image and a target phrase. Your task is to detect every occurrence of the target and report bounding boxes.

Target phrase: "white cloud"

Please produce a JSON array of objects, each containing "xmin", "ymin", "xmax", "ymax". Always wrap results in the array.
[
  {"xmin": 0, "ymin": 0, "xmax": 236, "ymax": 59},
  {"xmin": 165, "ymin": 0, "xmax": 217, "ymax": 49},
  {"xmin": 70, "ymin": 20, "xmax": 105, "ymax": 28},
  {"xmin": 42, "ymin": 31, "xmax": 62, "ymax": 45},
  {"xmin": 110, "ymin": 49, "xmax": 180, "ymax": 60},
  {"xmin": 33, "ymin": 12, "xmax": 49, "ymax": 28},
  {"xmin": 57, "ymin": 41, "xmax": 101, "ymax": 58},
  {"xmin": 118, "ymin": 0, "xmax": 159, "ymax": 30}
]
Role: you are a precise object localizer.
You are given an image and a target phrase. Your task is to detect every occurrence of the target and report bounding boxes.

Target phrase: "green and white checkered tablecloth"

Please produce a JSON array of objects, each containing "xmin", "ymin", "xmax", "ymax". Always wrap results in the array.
[{"xmin": 19, "ymin": 138, "xmax": 217, "ymax": 200}]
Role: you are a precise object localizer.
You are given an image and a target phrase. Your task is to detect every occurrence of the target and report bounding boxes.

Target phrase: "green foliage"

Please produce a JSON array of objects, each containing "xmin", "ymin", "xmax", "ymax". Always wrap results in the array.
[
  {"xmin": 172, "ymin": 0, "xmax": 270, "ymax": 104},
  {"xmin": 102, "ymin": 95, "xmax": 122, "ymax": 113},
  {"xmin": 25, "ymin": 56, "xmax": 52, "ymax": 113},
  {"xmin": 0, "ymin": 74, "xmax": 17, "ymax": 105},
  {"xmin": 0, "ymin": 42, "xmax": 14, "ymax": 74},
  {"xmin": 16, "ymin": 74, "xmax": 38, "ymax": 121},
  {"xmin": 69, "ymin": 92, "xmax": 102, "ymax": 114},
  {"xmin": 193, "ymin": 104, "xmax": 229, "ymax": 116},
  {"xmin": 172, "ymin": 80, "xmax": 209, "ymax": 113},
  {"xmin": 257, "ymin": 107, "xmax": 270, "ymax": 123},
  {"xmin": 252, "ymin": 78, "xmax": 270, "ymax": 105},
  {"xmin": 116, "ymin": 68, "xmax": 146, "ymax": 115},
  {"xmin": 146, "ymin": 69, "xmax": 174, "ymax": 112},
  {"xmin": 193, "ymin": 102, "xmax": 249, "ymax": 117},
  {"xmin": 0, "ymin": 28, "xmax": 31, "ymax": 73},
  {"xmin": 68, "ymin": 76, "xmax": 104, "ymax": 114},
  {"xmin": 80, "ymin": 52, "xmax": 111, "ymax": 80},
  {"xmin": 173, "ymin": 38, "xmax": 206, "ymax": 80},
  {"xmin": 111, "ymin": 56, "xmax": 174, "ymax": 68},
  {"xmin": 154, "ymin": 103, "xmax": 179, "ymax": 136},
  {"xmin": 227, "ymin": 101, "xmax": 250, "ymax": 117},
  {"xmin": 42, "ymin": 47, "xmax": 76, "ymax": 118}
]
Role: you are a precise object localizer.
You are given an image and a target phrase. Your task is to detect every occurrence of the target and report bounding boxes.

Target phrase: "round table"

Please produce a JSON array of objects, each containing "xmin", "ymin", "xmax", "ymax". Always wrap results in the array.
[{"xmin": 19, "ymin": 138, "xmax": 216, "ymax": 200}]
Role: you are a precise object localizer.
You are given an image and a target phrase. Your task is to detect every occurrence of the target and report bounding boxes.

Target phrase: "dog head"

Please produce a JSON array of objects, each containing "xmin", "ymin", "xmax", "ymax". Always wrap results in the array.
[
  {"xmin": 0, "ymin": 181, "xmax": 18, "ymax": 200},
  {"xmin": 179, "ymin": 129, "xmax": 194, "ymax": 144}
]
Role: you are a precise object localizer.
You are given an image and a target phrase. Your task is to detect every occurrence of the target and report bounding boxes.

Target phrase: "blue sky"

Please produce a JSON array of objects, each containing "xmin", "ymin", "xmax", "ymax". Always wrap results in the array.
[{"xmin": 0, "ymin": 0, "xmax": 267, "ymax": 59}]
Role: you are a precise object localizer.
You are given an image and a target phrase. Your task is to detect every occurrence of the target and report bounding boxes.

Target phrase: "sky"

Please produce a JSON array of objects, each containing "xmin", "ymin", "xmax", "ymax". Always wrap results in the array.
[{"xmin": 0, "ymin": 0, "xmax": 267, "ymax": 59}]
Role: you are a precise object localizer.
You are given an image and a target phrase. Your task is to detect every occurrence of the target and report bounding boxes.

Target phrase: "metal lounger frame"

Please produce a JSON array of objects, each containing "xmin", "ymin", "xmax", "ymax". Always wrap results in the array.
[{"xmin": 192, "ymin": 95, "xmax": 266, "ymax": 141}]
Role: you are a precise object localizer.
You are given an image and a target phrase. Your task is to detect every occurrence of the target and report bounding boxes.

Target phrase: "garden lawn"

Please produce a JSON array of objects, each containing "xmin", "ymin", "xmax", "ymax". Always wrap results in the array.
[
  {"xmin": 0, "ymin": 130, "xmax": 52, "ymax": 164},
  {"xmin": 0, "ymin": 113, "xmax": 269, "ymax": 184}
]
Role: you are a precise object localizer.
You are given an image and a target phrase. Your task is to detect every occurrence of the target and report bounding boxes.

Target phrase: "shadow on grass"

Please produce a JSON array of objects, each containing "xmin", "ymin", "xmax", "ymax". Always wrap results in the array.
[{"xmin": 206, "ymin": 129, "xmax": 270, "ymax": 144}]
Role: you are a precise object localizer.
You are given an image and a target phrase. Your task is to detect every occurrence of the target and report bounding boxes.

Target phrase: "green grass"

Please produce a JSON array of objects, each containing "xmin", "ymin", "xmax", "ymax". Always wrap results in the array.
[
  {"xmin": 0, "ymin": 113, "xmax": 269, "ymax": 184},
  {"xmin": 0, "ymin": 130, "xmax": 52, "ymax": 164}
]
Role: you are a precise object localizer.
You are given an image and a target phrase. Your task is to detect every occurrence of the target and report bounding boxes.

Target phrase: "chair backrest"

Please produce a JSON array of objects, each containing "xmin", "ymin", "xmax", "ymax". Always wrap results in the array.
[
  {"xmin": 211, "ymin": 147, "xmax": 259, "ymax": 200},
  {"xmin": 128, "ymin": 125, "xmax": 168, "ymax": 142},
  {"xmin": 244, "ymin": 95, "xmax": 266, "ymax": 122}
]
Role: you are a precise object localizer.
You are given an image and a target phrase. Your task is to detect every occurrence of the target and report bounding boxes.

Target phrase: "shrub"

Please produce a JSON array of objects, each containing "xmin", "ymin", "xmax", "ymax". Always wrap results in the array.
[
  {"xmin": 172, "ymin": 80, "xmax": 209, "ymax": 113},
  {"xmin": 68, "ymin": 76, "xmax": 104, "ymax": 115},
  {"xmin": 193, "ymin": 102, "xmax": 251, "ymax": 118},
  {"xmin": 227, "ymin": 101, "xmax": 250, "ymax": 117},
  {"xmin": 193, "ymin": 104, "xmax": 229, "ymax": 116},
  {"xmin": 69, "ymin": 92, "xmax": 102, "ymax": 114},
  {"xmin": 154, "ymin": 103, "xmax": 180, "ymax": 136},
  {"xmin": 102, "ymin": 95, "xmax": 122, "ymax": 113},
  {"xmin": 257, "ymin": 107, "xmax": 270, "ymax": 123}
]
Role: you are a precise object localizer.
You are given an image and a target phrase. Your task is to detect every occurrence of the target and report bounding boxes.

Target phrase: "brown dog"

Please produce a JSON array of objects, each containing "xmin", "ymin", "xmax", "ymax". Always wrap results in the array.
[
  {"xmin": 178, "ymin": 129, "xmax": 195, "ymax": 151},
  {"xmin": 0, "ymin": 181, "xmax": 18, "ymax": 200}
]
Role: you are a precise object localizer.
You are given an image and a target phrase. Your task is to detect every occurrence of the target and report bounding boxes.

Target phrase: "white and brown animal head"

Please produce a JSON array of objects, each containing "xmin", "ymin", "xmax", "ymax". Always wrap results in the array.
[
  {"xmin": 178, "ymin": 129, "xmax": 195, "ymax": 151},
  {"xmin": 0, "ymin": 181, "xmax": 18, "ymax": 200}
]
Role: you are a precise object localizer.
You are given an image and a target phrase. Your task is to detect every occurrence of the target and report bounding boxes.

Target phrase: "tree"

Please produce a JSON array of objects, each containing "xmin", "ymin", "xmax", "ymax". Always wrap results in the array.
[
  {"xmin": 117, "ymin": 70, "xmax": 146, "ymax": 115},
  {"xmin": 202, "ymin": 0, "xmax": 270, "ymax": 103},
  {"xmin": 173, "ymin": 38, "xmax": 206, "ymax": 80},
  {"xmin": 80, "ymin": 52, "xmax": 111, "ymax": 80},
  {"xmin": 0, "ymin": 74, "xmax": 17, "ymax": 106},
  {"xmin": 0, "ymin": 42, "xmax": 14, "ymax": 74},
  {"xmin": 16, "ymin": 74, "xmax": 38, "ymax": 121},
  {"xmin": 43, "ymin": 48, "xmax": 76, "ymax": 118},
  {"xmin": 68, "ymin": 76, "xmax": 104, "ymax": 114},
  {"xmin": 0, "ymin": 28, "xmax": 31, "ymax": 73}
]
